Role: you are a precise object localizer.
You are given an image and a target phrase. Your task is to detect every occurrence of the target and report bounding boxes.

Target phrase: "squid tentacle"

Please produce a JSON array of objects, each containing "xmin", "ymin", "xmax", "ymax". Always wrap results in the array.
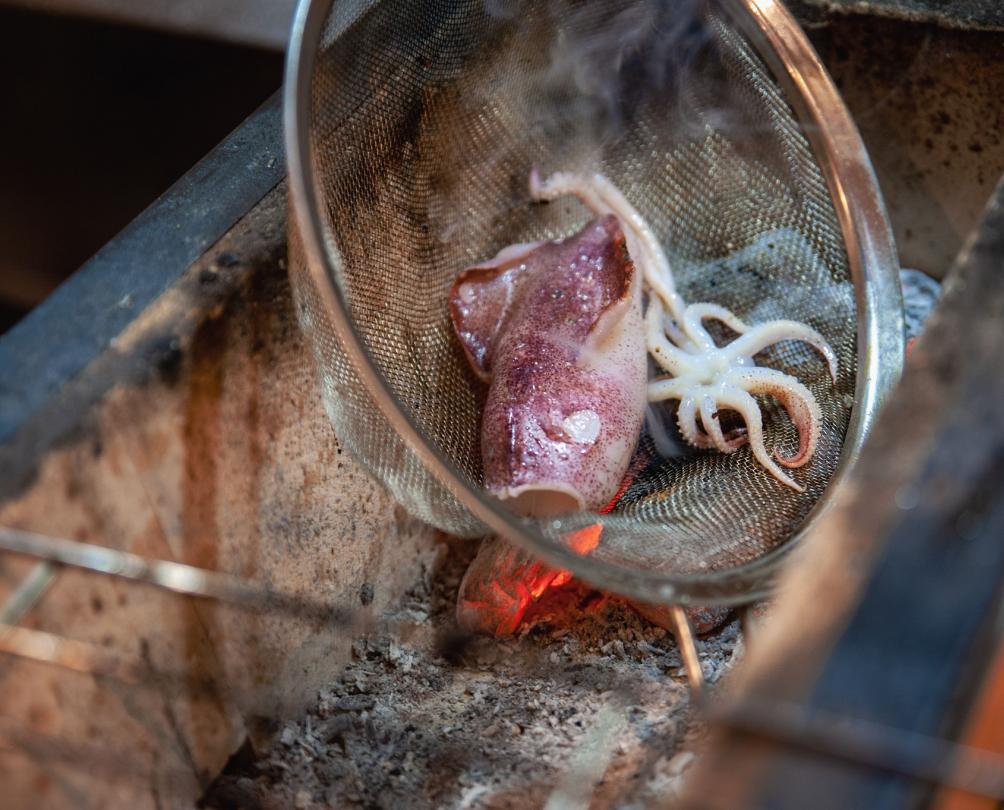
[
  {"xmin": 728, "ymin": 367, "xmax": 821, "ymax": 469},
  {"xmin": 645, "ymin": 298, "xmax": 694, "ymax": 376},
  {"xmin": 529, "ymin": 169, "xmax": 837, "ymax": 490},
  {"xmin": 699, "ymin": 394, "xmax": 748, "ymax": 454},
  {"xmin": 682, "ymin": 302, "xmax": 750, "ymax": 350},
  {"xmin": 675, "ymin": 395, "xmax": 715, "ymax": 450},
  {"xmin": 713, "ymin": 385, "xmax": 803, "ymax": 492},
  {"xmin": 722, "ymin": 319, "xmax": 838, "ymax": 382},
  {"xmin": 647, "ymin": 377, "xmax": 689, "ymax": 403}
]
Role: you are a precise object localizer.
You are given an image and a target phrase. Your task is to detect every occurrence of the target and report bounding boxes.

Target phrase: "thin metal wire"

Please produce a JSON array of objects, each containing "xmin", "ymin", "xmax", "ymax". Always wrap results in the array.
[
  {"xmin": 0, "ymin": 623, "xmax": 148, "ymax": 684},
  {"xmin": 0, "ymin": 526, "xmax": 354, "ymax": 626},
  {"xmin": 0, "ymin": 562, "xmax": 57, "ymax": 625},
  {"xmin": 669, "ymin": 605, "xmax": 705, "ymax": 694},
  {"xmin": 0, "ymin": 527, "xmax": 363, "ymax": 716},
  {"xmin": 0, "ymin": 622, "xmax": 236, "ymax": 702}
]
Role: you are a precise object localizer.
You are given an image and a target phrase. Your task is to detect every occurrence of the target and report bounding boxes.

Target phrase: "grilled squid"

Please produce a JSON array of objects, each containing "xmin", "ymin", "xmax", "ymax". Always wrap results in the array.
[
  {"xmin": 449, "ymin": 169, "xmax": 835, "ymax": 636},
  {"xmin": 529, "ymin": 170, "xmax": 837, "ymax": 492},
  {"xmin": 450, "ymin": 214, "xmax": 647, "ymax": 516}
]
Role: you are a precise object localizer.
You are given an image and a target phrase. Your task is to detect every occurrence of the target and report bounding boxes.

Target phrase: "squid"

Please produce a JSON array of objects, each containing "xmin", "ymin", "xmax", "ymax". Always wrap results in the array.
[
  {"xmin": 529, "ymin": 170, "xmax": 837, "ymax": 492},
  {"xmin": 450, "ymin": 214, "xmax": 648, "ymax": 516},
  {"xmin": 448, "ymin": 169, "xmax": 837, "ymax": 636}
]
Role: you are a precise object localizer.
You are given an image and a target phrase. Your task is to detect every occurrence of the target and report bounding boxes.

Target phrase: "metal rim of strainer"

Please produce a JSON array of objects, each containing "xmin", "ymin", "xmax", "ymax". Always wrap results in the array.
[{"xmin": 284, "ymin": 0, "xmax": 904, "ymax": 608}]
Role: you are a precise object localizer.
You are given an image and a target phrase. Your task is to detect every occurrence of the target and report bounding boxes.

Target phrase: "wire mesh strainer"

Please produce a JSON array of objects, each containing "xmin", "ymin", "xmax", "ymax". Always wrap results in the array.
[{"xmin": 285, "ymin": 0, "xmax": 904, "ymax": 608}]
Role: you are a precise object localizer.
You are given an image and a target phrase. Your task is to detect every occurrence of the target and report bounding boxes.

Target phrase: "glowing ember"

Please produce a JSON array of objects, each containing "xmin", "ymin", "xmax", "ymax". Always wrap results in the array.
[
  {"xmin": 456, "ymin": 524, "xmax": 604, "ymax": 636},
  {"xmin": 456, "ymin": 451, "xmax": 653, "ymax": 637},
  {"xmin": 567, "ymin": 523, "xmax": 603, "ymax": 555}
]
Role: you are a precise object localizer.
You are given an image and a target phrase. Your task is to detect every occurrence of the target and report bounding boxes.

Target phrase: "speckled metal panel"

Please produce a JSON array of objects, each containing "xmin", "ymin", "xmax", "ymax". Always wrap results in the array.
[{"xmin": 801, "ymin": 0, "xmax": 1004, "ymax": 30}]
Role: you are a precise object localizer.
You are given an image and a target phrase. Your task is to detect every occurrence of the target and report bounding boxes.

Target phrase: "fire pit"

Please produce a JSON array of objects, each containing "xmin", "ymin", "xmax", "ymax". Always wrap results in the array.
[
  {"xmin": 0, "ymin": 2, "xmax": 1000, "ymax": 809},
  {"xmin": 202, "ymin": 542, "xmax": 743, "ymax": 809}
]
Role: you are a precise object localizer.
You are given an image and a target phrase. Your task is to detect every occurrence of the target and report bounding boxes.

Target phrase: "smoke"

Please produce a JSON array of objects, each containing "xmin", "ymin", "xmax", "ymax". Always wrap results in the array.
[
  {"xmin": 530, "ymin": 0, "xmax": 716, "ymax": 148},
  {"xmin": 645, "ymin": 400, "xmax": 689, "ymax": 460}
]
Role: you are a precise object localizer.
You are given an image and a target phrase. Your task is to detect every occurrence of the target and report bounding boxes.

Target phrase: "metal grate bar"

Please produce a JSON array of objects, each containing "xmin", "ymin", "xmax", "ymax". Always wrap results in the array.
[
  {"xmin": 0, "ymin": 526, "xmax": 354, "ymax": 626},
  {"xmin": 0, "ymin": 562, "xmax": 58, "ymax": 626},
  {"xmin": 0, "ymin": 623, "xmax": 149, "ymax": 684}
]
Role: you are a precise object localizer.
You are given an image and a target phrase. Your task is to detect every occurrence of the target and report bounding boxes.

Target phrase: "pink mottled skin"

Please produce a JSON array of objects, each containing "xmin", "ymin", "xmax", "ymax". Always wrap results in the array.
[{"xmin": 449, "ymin": 215, "xmax": 647, "ymax": 516}]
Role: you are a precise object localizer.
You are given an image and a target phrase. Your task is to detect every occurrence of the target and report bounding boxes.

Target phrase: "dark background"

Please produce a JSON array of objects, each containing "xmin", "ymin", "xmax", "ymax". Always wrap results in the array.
[
  {"xmin": 3, "ymin": 2, "xmax": 1002, "ymax": 335},
  {"xmin": 0, "ymin": 6, "xmax": 282, "ymax": 332}
]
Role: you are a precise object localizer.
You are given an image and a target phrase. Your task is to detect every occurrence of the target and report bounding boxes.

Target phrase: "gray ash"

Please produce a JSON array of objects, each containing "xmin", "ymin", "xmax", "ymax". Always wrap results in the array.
[
  {"xmin": 202, "ymin": 541, "xmax": 742, "ymax": 809},
  {"xmin": 901, "ymin": 268, "xmax": 941, "ymax": 342}
]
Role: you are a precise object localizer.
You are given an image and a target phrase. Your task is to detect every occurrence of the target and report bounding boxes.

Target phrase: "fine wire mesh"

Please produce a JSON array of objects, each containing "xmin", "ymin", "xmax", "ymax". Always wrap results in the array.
[{"xmin": 289, "ymin": 0, "xmax": 857, "ymax": 580}]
